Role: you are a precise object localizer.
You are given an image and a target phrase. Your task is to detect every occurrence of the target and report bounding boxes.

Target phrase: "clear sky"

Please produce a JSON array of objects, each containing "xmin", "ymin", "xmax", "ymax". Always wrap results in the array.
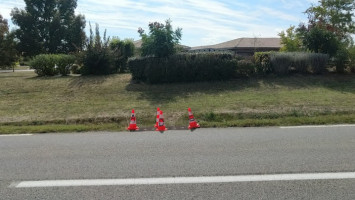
[{"xmin": 0, "ymin": 0, "xmax": 318, "ymax": 47}]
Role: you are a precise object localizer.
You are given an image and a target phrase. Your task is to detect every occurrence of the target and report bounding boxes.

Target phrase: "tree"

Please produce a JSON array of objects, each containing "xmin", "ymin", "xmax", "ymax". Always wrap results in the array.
[
  {"xmin": 297, "ymin": 24, "xmax": 340, "ymax": 57},
  {"xmin": 305, "ymin": 0, "xmax": 355, "ymax": 43},
  {"xmin": 0, "ymin": 14, "xmax": 17, "ymax": 69},
  {"xmin": 11, "ymin": 0, "xmax": 86, "ymax": 57},
  {"xmin": 278, "ymin": 26, "xmax": 302, "ymax": 52},
  {"xmin": 138, "ymin": 19, "xmax": 182, "ymax": 57},
  {"xmin": 109, "ymin": 38, "xmax": 135, "ymax": 73}
]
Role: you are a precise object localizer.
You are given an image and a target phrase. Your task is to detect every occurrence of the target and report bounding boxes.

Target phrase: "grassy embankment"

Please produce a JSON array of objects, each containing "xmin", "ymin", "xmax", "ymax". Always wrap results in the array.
[{"xmin": 0, "ymin": 71, "xmax": 354, "ymax": 134}]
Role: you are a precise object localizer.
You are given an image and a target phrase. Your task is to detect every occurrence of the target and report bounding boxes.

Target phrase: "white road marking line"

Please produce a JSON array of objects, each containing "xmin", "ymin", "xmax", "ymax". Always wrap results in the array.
[
  {"xmin": 0, "ymin": 134, "xmax": 33, "ymax": 137},
  {"xmin": 11, "ymin": 172, "xmax": 355, "ymax": 188},
  {"xmin": 280, "ymin": 124, "xmax": 355, "ymax": 129}
]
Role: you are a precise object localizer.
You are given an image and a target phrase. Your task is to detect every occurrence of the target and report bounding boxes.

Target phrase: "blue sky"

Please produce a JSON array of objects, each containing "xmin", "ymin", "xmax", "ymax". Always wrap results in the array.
[{"xmin": 0, "ymin": 0, "xmax": 318, "ymax": 47}]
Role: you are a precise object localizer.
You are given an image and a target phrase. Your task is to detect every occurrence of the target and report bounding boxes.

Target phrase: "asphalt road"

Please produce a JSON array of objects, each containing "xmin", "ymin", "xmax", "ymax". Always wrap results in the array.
[{"xmin": 1, "ymin": 125, "xmax": 355, "ymax": 199}]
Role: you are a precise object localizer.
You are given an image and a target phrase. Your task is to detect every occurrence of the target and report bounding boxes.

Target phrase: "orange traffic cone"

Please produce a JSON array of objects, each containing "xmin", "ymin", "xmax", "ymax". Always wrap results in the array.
[
  {"xmin": 127, "ymin": 109, "xmax": 139, "ymax": 131},
  {"xmin": 156, "ymin": 110, "xmax": 167, "ymax": 132},
  {"xmin": 154, "ymin": 107, "xmax": 160, "ymax": 128},
  {"xmin": 188, "ymin": 108, "xmax": 200, "ymax": 129}
]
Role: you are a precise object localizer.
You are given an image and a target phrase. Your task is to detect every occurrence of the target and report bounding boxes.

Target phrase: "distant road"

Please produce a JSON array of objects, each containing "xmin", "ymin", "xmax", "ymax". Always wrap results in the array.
[{"xmin": 1, "ymin": 126, "xmax": 355, "ymax": 199}]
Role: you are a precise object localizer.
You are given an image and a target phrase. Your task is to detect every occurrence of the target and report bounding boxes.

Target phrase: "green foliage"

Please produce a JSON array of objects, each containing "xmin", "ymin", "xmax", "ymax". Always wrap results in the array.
[
  {"xmin": 305, "ymin": 0, "xmax": 355, "ymax": 42},
  {"xmin": 269, "ymin": 52, "xmax": 329, "ymax": 75},
  {"xmin": 236, "ymin": 60, "xmax": 256, "ymax": 77},
  {"xmin": 29, "ymin": 54, "xmax": 76, "ymax": 76},
  {"xmin": 278, "ymin": 26, "xmax": 302, "ymax": 52},
  {"xmin": 254, "ymin": 52, "xmax": 273, "ymax": 75},
  {"xmin": 292, "ymin": 53, "xmax": 309, "ymax": 73},
  {"xmin": 297, "ymin": 24, "xmax": 340, "ymax": 57},
  {"xmin": 138, "ymin": 19, "xmax": 182, "ymax": 57},
  {"xmin": 81, "ymin": 24, "xmax": 113, "ymax": 75},
  {"xmin": 0, "ymin": 14, "xmax": 17, "ymax": 69},
  {"xmin": 10, "ymin": 0, "xmax": 86, "ymax": 57},
  {"xmin": 129, "ymin": 53, "xmax": 237, "ymax": 84},
  {"xmin": 30, "ymin": 54, "xmax": 57, "ymax": 76},
  {"xmin": 109, "ymin": 38, "xmax": 135, "ymax": 73},
  {"xmin": 334, "ymin": 48, "xmax": 349, "ymax": 73},
  {"xmin": 306, "ymin": 53, "xmax": 329, "ymax": 74},
  {"xmin": 270, "ymin": 53, "xmax": 293, "ymax": 75},
  {"xmin": 55, "ymin": 54, "xmax": 76, "ymax": 76},
  {"xmin": 349, "ymin": 46, "xmax": 355, "ymax": 73}
]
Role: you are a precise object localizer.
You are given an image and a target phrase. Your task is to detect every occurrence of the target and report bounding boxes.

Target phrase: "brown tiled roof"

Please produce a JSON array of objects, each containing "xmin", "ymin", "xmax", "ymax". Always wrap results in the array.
[{"xmin": 190, "ymin": 38, "xmax": 281, "ymax": 51}]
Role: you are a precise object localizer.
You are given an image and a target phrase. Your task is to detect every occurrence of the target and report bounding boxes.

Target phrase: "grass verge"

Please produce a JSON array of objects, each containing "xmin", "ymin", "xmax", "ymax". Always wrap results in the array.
[
  {"xmin": 0, "ymin": 72, "xmax": 354, "ymax": 134},
  {"xmin": 1, "ymin": 112, "xmax": 354, "ymax": 134}
]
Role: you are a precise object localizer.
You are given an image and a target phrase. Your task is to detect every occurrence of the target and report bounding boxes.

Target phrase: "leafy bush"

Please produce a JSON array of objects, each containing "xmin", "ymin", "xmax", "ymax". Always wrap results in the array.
[
  {"xmin": 81, "ymin": 24, "xmax": 114, "ymax": 75},
  {"xmin": 334, "ymin": 48, "xmax": 349, "ymax": 73},
  {"xmin": 308, "ymin": 53, "xmax": 329, "ymax": 74},
  {"xmin": 55, "ymin": 54, "xmax": 76, "ymax": 76},
  {"xmin": 29, "ymin": 54, "xmax": 76, "ymax": 76},
  {"xmin": 236, "ymin": 60, "xmax": 256, "ymax": 77},
  {"xmin": 254, "ymin": 52, "xmax": 272, "ymax": 75},
  {"xmin": 110, "ymin": 38, "xmax": 135, "ymax": 73},
  {"xmin": 270, "ymin": 53, "xmax": 292, "ymax": 75},
  {"xmin": 292, "ymin": 52, "xmax": 309, "ymax": 73},
  {"xmin": 129, "ymin": 53, "xmax": 237, "ymax": 84},
  {"xmin": 349, "ymin": 46, "xmax": 355, "ymax": 73},
  {"xmin": 30, "ymin": 54, "xmax": 57, "ymax": 76},
  {"xmin": 266, "ymin": 52, "xmax": 328, "ymax": 75}
]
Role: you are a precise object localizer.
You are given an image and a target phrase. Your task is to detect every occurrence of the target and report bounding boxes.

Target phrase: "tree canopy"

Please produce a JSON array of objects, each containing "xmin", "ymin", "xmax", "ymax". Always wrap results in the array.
[
  {"xmin": 138, "ymin": 19, "xmax": 182, "ymax": 58},
  {"xmin": 278, "ymin": 26, "xmax": 302, "ymax": 52},
  {"xmin": 0, "ymin": 14, "xmax": 17, "ymax": 69},
  {"xmin": 11, "ymin": 0, "xmax": 86, "ymax": 57},
  {"xmin": 305, "ymin": 0, "xmax": 355, "ymax": 42}
]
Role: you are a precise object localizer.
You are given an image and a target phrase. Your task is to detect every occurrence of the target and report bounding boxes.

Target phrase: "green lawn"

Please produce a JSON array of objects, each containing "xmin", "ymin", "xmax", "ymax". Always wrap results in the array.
[{"xmin": 0, "ymin": 71, "xmax": 354, "ymax": 134}]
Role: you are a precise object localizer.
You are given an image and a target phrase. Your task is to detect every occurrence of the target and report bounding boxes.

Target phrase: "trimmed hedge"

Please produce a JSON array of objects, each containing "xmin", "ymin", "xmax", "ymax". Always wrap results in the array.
[
  {"xmin": 129, "ymin": 52, "xmax": 330, "ymax": 84},
  {"xmin": 55, "ymin": 54, "xmax": 76, "ymax": 76},
  {"xmin": 256, "ymin": 52, "xmax": 329, "ymax": 75},
  {"xmin": 30, "ymin": 54, "xmax": 76, "ymax": 76},
  {"xmin": 30, "ymin": 54, "xmax": 57, "ymax": 76},
  {"xmin": 129, "ymin": 53, "xmax": 238, "ymax": 83}
]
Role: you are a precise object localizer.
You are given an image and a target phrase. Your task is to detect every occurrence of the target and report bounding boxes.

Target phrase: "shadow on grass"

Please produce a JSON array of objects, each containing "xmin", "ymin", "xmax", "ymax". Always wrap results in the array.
[
  {"xmin": 126, "ymin": 73, "xmax": 355, "ymax": 105},
  {"xmin": 126, "ymin": 78, "xmax": 260, "ymax": 105},
  {"xmin": 261, "ymin": 73, "xmax": 355, "ymax": 94},
  {"xmin": 68, "ymin": 75, "xmax": 108, "ymax": 88}
]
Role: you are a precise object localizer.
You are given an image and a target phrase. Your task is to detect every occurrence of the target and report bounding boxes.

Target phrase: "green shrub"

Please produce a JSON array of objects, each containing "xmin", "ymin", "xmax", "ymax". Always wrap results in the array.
[
  {"xmin": 30, "ymin": 54, "xmax": 58, "ymax": 76},
  {"xmin": 129, "ymin": 53, "xmax": 237, "ymax": 84},
  {"xmin": 308, "ymin": 53, "xmax": 329, "ymax": 74},
  {"xmin": 254, "ymin": 52, "xmax": 272, "ymax": 75},
  {"xmin": 55, "ymin": 54, "xmax": 76, "ymax": 76},
  {"xmin": 81, "ymin": 23, "xmax": 114, "ymax": 75},
  {"xmin": 349, "ymin": 46, "xmax": 355, "ymax": 73},
  {"xmin": 334, "ymin": 48, "xmax": 349, "ymax": 73},
  {"xmin": 270, "ymin": 53, "xmax": 292, "ymax": 75},
  {"xmin": 110, "ymin": 38, "xmax": 135, "ymax": 73},
  {"xmin": 236, "ymin": 60, "xmax": 256, "ymax": 77},
  {"xmin": 268, "ymin": 52, "xmax": 328, "ymax": 75},
  {"xmin": 292, "ymin": 52, "xmax": 309, "ymax": 73}
]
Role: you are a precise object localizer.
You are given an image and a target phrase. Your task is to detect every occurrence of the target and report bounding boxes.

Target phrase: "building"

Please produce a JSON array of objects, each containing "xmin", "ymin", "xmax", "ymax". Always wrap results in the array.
[{"xmin": 189, "ymin": 38, "xmax": 281, "ymax": 56}]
